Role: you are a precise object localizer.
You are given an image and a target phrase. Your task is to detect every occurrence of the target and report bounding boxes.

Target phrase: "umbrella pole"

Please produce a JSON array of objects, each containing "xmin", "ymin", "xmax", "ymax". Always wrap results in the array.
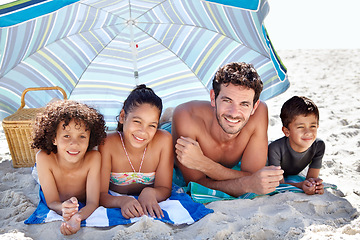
[{"xmin": 128, "ymin": 20, "xmax": 139, "ymax": 82}]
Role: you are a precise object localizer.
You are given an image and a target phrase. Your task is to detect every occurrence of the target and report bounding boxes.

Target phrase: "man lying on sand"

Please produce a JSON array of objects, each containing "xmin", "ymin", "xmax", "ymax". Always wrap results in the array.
[{"xmin": 172, "ymin": 62, "xmax": 283, "ymax": 197}]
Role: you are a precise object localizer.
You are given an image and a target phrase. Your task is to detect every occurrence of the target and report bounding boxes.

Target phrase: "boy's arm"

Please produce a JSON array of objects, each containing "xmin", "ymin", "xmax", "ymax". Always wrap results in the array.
[
  {"xmin": 76, "ymin": 151, "xmax": 101, "ymax": 220},
  {"xmin": 36, "ymin": 151, "xmax": 63, "ymax": 215},
  {"xmin": 306, "ymin": 168, "xmax": 320, "ymax": 179}
]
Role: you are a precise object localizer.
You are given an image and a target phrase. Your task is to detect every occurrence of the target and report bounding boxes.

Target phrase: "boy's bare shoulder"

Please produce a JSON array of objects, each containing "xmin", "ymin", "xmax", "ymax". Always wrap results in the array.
[
  {"xmin": 83, "ymin": 150, "xmax": 101, "ymax": 168},
  {"xmin": 36, "ymin": 150, "xmax": 55, "ymax": 165}
]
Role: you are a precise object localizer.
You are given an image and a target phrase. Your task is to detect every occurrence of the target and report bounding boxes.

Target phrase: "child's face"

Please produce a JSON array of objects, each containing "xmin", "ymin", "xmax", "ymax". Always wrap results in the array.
[
  {"xmin": 53, "ymin": 119, "xmax": 90, "ymax": 163},
  {"xmin": 282, "ymin": 114, "xmax": 318, "ymax": 153},
  {"xmin": 120, "ymin": 103, "xmax": 160, "ymax": 149}
]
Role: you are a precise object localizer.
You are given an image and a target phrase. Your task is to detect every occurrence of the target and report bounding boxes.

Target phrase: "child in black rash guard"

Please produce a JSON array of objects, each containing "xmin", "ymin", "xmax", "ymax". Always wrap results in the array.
[{"xmin": 268, "ymin": 96, "xmax": 325, "ymax": 195}]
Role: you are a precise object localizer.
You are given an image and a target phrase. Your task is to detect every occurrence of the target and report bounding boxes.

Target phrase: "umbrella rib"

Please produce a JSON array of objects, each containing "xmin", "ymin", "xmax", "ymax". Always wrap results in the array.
[{"xmin": 132, "ymin": 23, "xmax": 209, "ymax": 91}]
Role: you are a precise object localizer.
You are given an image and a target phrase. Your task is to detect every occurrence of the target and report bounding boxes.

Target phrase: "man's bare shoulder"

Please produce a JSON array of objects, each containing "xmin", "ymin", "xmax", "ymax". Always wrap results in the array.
[
  {"xmin": 246, "ymin": 101, "xmax": 268, "ymax": 130},
  {"xmin": 173, "ymin": 100, "xmax": 212, "ymax": 122}
]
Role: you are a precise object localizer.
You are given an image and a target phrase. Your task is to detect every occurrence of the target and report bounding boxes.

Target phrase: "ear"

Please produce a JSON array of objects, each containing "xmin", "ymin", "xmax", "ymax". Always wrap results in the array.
[
  {"xmin": 53, "ymin": 138, "xmax": 57, "ymax": 146},
  {"xmin": 119, "ymin": 109, "xmax": 125, "ymax": 124},
  {"xmin": 282, "ymin": 126, "xmax": 290, "ymax": 137},
  {"xmin": 210, "ymin": 89, "xmax": 216, "ymax": 107},
  {"xmin": 250, "ymin": 100, "xmax": 260, "ymax": 115}
]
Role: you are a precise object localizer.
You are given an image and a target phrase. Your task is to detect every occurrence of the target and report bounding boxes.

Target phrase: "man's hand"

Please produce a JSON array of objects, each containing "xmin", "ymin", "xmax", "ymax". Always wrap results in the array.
[
  {"xmin": 175, "ymin": 136, "xmax": 205, "ymax": 171},
  {"xmin": 246, "ymin": 166, "xmax": 284, "ymax": 195}
]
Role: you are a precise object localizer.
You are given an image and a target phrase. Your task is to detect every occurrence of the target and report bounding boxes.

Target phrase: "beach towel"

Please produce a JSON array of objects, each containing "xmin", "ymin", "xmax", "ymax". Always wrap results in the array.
[
  {"xmin": 25, "ymin": 184, "xmax": 213, "ymax": 226},
  {"xmin": 182, "ymin": 175, "xmax": 337, "ymax": 204}
]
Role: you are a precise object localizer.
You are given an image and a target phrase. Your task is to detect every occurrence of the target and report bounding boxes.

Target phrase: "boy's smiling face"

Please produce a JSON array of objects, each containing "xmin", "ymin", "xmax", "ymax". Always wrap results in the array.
[
  {"xmin": 282, "ymin": 114, "xmax": 319, "ymax": 153},
  {"xmin": 53, "ymin": 119, "xmax": 90, "ymax": 163}
]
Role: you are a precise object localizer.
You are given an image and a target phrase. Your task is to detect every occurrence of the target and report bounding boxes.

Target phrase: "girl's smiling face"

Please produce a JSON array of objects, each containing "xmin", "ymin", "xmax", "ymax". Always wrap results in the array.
[
  {"xmin": 53, "ymin": 119, "xmax": 90, "ymax": 163},
  {"xmin": 120, "ymin": 103, "xmax": 160, "ymax": 149}
]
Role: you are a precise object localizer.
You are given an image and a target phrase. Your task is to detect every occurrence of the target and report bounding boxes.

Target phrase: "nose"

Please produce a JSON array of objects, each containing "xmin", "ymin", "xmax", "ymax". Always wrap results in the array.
[
  {"xmin": 229, "ymin": 103, "xmax": 240, "ymax": 116},
  {"xmin": 304, "ymin": 127, "xmax": 313, "ymax": 135},
  {"xmin": 70, "ymin": 138, "xmax": 79, "ymax": 145}
]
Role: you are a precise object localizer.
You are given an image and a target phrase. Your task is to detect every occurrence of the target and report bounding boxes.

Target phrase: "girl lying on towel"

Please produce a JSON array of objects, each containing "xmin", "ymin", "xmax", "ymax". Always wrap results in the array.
[
  {"xmin": 31, "ymin": 100, "xmax": 106, "ymax": 235},
  {"xmin": 99, "ymin": 84, "xmax": 174, "ymax": 219}
]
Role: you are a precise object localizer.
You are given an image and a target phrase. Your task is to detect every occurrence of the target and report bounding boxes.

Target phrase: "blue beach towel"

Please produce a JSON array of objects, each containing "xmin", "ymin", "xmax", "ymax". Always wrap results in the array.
[{"xmin": 25, "ymin": 184, "xmax": 213, "ymax": 226}]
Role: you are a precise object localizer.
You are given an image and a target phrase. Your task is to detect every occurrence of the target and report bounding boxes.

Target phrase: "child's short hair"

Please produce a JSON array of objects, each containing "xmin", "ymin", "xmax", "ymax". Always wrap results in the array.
[
  {"xmin": 280, "ymin": 96, "xmax": 319, "ymax": 128},
  {"xmin": 32, "ymin": 100, "xmax": 107, "ymax": 154}
]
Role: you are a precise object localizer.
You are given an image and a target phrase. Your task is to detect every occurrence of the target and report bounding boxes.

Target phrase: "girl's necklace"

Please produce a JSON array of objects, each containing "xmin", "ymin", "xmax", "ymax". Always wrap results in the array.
[{"xmin": 119, "ymin": 132, "xmax": 147, "ymax": 173}]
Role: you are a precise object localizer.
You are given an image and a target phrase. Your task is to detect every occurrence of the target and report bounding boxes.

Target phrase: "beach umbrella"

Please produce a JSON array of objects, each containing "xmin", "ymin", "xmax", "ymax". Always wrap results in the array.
[{"xmin": 0, "ymin": 0, "xmax": 289, "ymax": 129}]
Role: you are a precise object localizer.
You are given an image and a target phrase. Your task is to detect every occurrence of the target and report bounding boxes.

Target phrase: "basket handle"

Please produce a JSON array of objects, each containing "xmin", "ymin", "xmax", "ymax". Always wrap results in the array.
[{"xmin": 18, "ymin": 86, "xmax": 68, "ymax": 111}]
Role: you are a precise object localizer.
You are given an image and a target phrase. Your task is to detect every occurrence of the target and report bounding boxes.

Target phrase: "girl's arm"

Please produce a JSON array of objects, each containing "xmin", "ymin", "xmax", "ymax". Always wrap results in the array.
[
  {"xmin": 138, "ymin": 130, "xmax": 174, "ymax": 218},
  {"xmin": 98, "ymin": 137, "xmax": 144, "ymax": 218},
  {"xmin": 152, "ymin": 130, "xmax": 174, "ymax": 199}
]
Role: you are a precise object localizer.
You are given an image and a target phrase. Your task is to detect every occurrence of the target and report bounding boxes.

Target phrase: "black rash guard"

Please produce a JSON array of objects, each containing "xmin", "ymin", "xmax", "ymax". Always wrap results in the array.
[{"xmin": 268, "ymin": 136, "xmax": 325, "ymax": 176}]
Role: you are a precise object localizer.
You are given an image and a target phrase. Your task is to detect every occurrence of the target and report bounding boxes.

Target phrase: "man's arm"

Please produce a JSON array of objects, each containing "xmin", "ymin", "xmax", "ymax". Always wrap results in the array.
[
  {"xmin": 238, "ymin": 101, "xmax": 269, "ymax": 173},
  {"xmin": 172, "ymin": 102, "xmax": 283, "ymax": 196},
  {"xmin": 175, "ymin": 136, "xmax": 251, "ymax": 181}
]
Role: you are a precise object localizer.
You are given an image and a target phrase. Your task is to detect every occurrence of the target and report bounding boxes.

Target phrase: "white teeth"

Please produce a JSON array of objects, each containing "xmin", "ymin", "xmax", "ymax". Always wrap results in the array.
[
  {"xmin": 225, "ymin": 117, "xmax": 240, "ymax": 123},
  {"xmin": 68, "ymin": 151, "xmax": 79, "ymax": 154},
  {"xmin": 134, "ymin": 135, "xmax": 144, "ymax": 141}
]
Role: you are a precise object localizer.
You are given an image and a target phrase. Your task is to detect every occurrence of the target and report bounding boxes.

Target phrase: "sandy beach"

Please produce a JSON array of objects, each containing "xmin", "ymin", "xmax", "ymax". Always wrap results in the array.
[{"xmin": 0, "ymin": 49, "xmax": 359, "ymax": 239}]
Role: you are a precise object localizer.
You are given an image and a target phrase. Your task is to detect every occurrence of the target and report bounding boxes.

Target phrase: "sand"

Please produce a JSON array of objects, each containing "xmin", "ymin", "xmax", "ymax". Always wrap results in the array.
[{"xmin": 0, "ymin": 49, "xmax": 359, "ymax": 239}]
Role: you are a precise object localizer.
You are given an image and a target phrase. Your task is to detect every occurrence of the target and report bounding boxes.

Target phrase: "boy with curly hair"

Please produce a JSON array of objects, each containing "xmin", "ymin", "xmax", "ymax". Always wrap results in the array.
[
  {"xmin": 32, "ymin": 100, "xmax": 106, "ymax": 235},
  {"xmin": 268, "ymin": 96, "xmax": 325, "ymax": 195}
]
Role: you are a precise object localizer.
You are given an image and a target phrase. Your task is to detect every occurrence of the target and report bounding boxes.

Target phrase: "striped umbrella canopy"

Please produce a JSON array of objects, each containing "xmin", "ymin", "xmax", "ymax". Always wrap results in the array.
[{"xmin": 0, "ymin": 0, "xmax": 289, "ymax": 130}]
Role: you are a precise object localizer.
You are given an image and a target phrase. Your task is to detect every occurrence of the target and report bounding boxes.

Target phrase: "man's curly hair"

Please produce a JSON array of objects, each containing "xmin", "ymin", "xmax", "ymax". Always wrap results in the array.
[
  {"xmin": 32, "ymin": 100, "xmax": 107, "ymax": 154},
  {"xmin": 212, "ymin": 62, "xmax": 263, "ymax": 105}
]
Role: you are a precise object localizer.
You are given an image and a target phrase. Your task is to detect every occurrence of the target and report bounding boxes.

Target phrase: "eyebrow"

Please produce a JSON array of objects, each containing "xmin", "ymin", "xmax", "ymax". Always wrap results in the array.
[
  {"xmin": 294, "ymin": 122, "xmax": 318, "ymax": 126},
  {"xmin": 132, "ymin": 116, "xmax": 159, "ymax": 125}
]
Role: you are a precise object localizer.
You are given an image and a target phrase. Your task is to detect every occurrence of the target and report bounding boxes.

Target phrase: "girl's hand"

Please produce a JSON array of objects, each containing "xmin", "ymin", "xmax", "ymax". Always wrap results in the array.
[
  {"xmin": 138, "ymin": 188, "xmax": 164, "ymax": 219},
  {"xmin": 62, "ymin": 197, "xmax": 79, "ymax": 221},
  {"xmin": 121, "ymin": 196, "xmax": 144, "ymax": 219},
  {"xmin": 60, "ymin": 213, "xmax": 81, "ymax": 235}
]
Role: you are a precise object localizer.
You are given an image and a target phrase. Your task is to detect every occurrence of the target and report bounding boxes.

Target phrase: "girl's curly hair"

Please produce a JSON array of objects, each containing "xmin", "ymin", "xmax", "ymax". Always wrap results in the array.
[{"xmin": 32, "ymin": 100, "xmax": 107, "ymax": 154}]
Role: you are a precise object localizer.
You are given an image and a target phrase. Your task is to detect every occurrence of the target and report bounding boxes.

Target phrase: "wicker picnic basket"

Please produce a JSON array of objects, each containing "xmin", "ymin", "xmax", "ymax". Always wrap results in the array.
[{"xmin": 2, "ymin": 87, "xmax": 67, "ymax": 168}]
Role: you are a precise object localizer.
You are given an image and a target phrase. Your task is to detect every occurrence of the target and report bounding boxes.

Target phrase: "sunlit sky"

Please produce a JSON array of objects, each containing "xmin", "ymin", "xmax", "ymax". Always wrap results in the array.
[
  {"xmin": 265, "ymin": 0, "xmax": 360, "ymax": 49},
  {"xmin": 2, "ymin": 0, "xmax": 358, "ymax": 49}
]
